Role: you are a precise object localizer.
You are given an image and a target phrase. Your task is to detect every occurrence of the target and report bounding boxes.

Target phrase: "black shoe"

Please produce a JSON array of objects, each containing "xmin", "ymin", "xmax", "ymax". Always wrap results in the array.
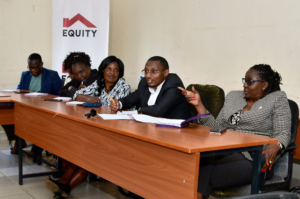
[
  {"xmin": 45, "ymin": 178, "xmax": 70, "ymax": 197},
  {"xmin": 53, "ymin": 192, "xmax": 66, "ymax": 199}
]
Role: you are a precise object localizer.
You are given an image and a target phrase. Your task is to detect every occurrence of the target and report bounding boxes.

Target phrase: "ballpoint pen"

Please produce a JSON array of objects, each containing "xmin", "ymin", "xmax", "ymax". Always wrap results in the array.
[{"xmin": 109, "ymin": 95, "xmax": 122, "ymax": 112}]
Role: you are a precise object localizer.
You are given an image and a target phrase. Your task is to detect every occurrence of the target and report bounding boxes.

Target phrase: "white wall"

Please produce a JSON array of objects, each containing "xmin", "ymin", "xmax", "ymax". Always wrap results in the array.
[
  {"xmin": 0, "ymin": 0, "xmax": 52, "ymax": 89},
  {"xmin": 109, "ymin": 0, "xmax": 300, "ymax": 104}
]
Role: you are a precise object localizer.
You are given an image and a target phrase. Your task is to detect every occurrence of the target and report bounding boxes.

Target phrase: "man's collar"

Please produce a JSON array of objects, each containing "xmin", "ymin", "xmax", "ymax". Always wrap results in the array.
[{"xmin": 149, "ymin": 80, "xmax": 165, "ymax": 94}]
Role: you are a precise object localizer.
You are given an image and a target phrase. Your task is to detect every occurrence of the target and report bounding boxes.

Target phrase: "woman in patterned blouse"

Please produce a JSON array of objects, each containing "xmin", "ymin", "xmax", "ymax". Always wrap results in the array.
[
  {"xmin": 73, "ymin": 56, "xmax": 132, "ymax": 106},
  {"xmin": 179, "ymin": 64, "xmax": 291, "ymax": 199},
  {"xmin": 45, "ymin": 56, "xmax": 132, "ymax": 199}
]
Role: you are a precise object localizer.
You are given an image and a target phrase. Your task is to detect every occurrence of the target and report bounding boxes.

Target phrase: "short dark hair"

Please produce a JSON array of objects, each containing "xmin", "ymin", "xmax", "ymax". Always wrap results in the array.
[
  {"xmin": 250, "ymin": 64, "xmax": 282, "ymax": 97},
  {"xmin": 147, "ymin": 56, "xmax": 169, "ymax": 70},
  {"xmin": 97, "ymin": 56, "xmax": 125, "ymax": 93},
  {"xmin": 28, "ymin": 53, "xmax": 42, "ymax": 62}
]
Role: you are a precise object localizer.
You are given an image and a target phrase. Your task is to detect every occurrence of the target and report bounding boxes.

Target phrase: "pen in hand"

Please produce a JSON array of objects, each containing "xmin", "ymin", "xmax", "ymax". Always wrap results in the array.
[{"xmin": 109, "ymin": 95, "xmax": 122, "ymax": 112}]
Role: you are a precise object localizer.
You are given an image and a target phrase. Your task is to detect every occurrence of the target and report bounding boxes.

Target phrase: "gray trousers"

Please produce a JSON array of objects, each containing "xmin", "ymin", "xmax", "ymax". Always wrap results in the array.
[{"xmin": 198, "ymin": 153, "xmax": 274, "ymax": 199}]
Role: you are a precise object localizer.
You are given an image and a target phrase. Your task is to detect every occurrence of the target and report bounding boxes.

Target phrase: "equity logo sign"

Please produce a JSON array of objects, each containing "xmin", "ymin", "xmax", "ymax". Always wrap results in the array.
[{"xmin": 62, "ymin": 14, "xmax": 97, "ymax": 37}]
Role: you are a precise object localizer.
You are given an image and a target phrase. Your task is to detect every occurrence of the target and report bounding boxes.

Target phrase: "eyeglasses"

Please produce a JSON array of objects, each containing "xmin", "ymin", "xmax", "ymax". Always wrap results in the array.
[
  {"xmin": 104, "ymin": 68, "xmax": 119, "ymax": 73},
  {"xmin": 242, "ymin": 78, "xmax": 265, "ymax": 86},
  {"xmin": 27, "ymin": 65, "xmax": 41, "ymax": 71},
  {"xmin": 141, "ymin": 69, "xmax": 165, "ymax": 76}
]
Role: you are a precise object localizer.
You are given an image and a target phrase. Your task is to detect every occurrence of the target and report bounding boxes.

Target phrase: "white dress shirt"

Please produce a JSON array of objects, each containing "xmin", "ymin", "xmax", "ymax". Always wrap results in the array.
[
  {"xmin": 119, "ymin": 80, "xmax": 165, "ymax": 109},
  {"xmin": 147, "ymin": 81, "xmax": 165, "ymax": 106}
]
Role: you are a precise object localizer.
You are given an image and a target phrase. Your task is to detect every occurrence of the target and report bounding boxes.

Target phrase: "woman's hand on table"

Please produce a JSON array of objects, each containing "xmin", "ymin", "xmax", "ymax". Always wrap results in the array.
[{"xmin": 261, "ymin": 143, "xmax": 281, "ymax": 172}]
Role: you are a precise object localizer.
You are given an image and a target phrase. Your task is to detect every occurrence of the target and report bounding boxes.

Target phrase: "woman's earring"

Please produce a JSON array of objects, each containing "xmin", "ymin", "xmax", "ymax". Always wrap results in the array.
[{"xmin": 262, "ymin": 88, "xmax": 265, "ymax": 90}]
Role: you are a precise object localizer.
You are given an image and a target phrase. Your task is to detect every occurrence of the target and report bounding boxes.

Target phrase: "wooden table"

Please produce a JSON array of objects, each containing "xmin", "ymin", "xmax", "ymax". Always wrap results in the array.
[{"xmin": 0, "ymin": 92, "xmax": 278, "ymax": 199}]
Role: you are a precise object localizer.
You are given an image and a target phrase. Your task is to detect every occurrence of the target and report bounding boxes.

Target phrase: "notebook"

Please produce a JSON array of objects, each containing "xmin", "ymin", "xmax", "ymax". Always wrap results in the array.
[{"xmin": 155, "ymin": 113, "xmax": 210, "ymax": 128}]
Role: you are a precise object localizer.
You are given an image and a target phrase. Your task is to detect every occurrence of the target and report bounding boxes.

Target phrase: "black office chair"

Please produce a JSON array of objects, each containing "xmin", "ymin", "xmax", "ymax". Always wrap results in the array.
[{"xmin": 212, "ymin": 99, "xmax": 299, "ymax": 197}]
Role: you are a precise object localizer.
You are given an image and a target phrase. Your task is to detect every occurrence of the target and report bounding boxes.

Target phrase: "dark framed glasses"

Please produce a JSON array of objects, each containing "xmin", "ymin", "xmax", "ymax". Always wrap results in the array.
[
  {"xmin": 242, "ymin": 78, "xmax": 265, "ymax": 86},
  {"xmin": 141, "ymin": 69, "xmax": 165, "ymax": 76}
]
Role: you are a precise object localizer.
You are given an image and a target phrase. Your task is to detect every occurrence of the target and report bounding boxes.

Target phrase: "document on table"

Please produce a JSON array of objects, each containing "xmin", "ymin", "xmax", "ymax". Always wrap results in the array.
[
  {"xmin": 98, "ymin": 110, "xmax": 138, "ymax": 120},
  {"xmin": 24, "ymin": 93, "xmax": 48, "ymax": 96},
  {"xmin": 0, "ymin": 94, "xmax": 11, "ymax": 97},
  {"xmin": 66, "ymin": 101, "xmax": 85, "ymax": 105},
  {"xmin": 131, "ymin": 114, "xmax": 160, "ymax": 124},
  {"xmin": 0, "ymin": 89, "xmax": 18, "ymax": 92},
  {"xmin": 54, "ymin": 97, "xmax": 72, "ymax": 101},
  {"xmin": 98, "ymin": 114, "xmax": 134, "ymax": 120},
  {"xmin": 117, "ymin": 110, "xmax": 138, "ymax": 115}
]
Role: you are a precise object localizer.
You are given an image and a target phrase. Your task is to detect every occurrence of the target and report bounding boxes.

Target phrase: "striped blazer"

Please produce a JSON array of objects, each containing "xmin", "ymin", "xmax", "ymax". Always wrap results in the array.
[{"xmin": 198, "ymin": 90, "xmax": 291, "ymax": 161}]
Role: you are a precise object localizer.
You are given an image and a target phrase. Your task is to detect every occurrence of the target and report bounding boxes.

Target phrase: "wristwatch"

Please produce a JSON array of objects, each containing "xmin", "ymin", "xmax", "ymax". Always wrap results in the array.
[{"xmin": 278, "ymin": 142, "xmax": 283, "ymax": 150}]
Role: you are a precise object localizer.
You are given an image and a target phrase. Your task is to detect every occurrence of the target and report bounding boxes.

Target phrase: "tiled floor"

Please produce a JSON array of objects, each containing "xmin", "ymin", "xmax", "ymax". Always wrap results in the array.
[{"xmin": 0, "ymin": 130, "xmax": 299, "ymax": 199}]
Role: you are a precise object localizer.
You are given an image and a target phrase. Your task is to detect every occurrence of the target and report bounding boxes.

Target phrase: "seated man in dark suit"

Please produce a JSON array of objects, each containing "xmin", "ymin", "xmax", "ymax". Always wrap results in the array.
[
  {"xmin": 5, "ymin": 53, "xmax": 62, "ymax": 154},
  {"xmin": 111, "ymin": 56, "xmax": 191, "ymax": 120},
  {"xmin": 17, "ymin": 53, "xmax": 62, "ymax": 95}
]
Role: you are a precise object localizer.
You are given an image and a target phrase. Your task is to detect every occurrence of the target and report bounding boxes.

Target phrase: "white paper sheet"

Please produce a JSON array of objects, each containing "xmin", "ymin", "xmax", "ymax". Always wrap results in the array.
[
  {"xmin": 54, "ymin": 97, "xmax": 72, "ymax": 101},
  {"xmin": 117, "ymin": 110, "xmax": 138, "ymax": 115},
  {"xmin": 66, "ymin": 101, "xmax": 85, "ymax": 105},
  {"xmin": 98, "ymin": 114, "xmax": 134, "ymax": 120},
  {"xmin": 24, "ymin": 93, "xmax": 48, "ymax": 96},
  {"xmin": 0, "ymin": 94, "xmax": 11, "ymax": 97},
  {"xmin": 0, "ymin": 89, "xmax": 18, "ymax": 92},
  {"xmin": 131, "ymin": 114, "xmax": 160, "ymax": 124},
  {"xmin": 156, "ymin": 118, "xmax": 185, "ymax": 127}
]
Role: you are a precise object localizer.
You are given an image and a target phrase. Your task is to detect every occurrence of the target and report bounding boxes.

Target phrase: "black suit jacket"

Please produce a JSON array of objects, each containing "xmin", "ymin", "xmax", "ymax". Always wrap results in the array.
[
  {"xmin": 59, "ymin": 69, "xmax": 98, "ymax": 97},
  {"xmin": 120, "ymin": 73, "xmax": 191, "ymax": 119}
]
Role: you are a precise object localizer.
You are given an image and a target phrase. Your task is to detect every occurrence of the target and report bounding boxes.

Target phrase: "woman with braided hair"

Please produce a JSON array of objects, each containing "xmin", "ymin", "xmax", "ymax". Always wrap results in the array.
[
  {"xmin": 179, "ymin": 64, "xmax": 291, "ymax": 199},
  {"xmin": 59, "ymin": 52, "xmax": 98, "ymax": 97}
]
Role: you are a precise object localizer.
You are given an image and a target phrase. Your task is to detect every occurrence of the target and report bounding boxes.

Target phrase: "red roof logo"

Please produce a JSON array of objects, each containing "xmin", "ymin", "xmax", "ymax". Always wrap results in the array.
[{"xmin": 63, "ymin": 14, "xmax": 96, "ymax": 28}]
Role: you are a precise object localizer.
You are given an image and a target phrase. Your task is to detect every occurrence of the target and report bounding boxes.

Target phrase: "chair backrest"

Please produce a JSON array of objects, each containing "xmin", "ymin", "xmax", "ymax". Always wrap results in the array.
[
  {"xmin": 186, "ymin": 84, "xmax": 225, "ymax": 118},
  {"xmin": 288, "ymin": 99, "xmax": 299, "ymax": 143}
]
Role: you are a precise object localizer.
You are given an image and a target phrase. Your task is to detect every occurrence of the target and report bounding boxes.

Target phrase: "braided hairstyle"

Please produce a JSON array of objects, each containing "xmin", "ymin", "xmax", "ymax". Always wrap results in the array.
[
  {"xmin": 250, "ymin": 64, "xmax": 282, "ymax": 98},
  {"xmin": 97, "ymin": 56, "xmax": 124, "ymax": 94}
]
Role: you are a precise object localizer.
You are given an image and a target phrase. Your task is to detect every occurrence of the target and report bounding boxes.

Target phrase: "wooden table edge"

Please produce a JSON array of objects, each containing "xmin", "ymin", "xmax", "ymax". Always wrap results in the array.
[{"xmin": 11, "ymin": 99, "xmax": 279, "ymax": 154}]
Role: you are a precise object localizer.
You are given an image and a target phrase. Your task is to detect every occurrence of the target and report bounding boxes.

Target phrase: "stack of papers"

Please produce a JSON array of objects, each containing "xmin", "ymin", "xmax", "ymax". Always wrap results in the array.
[
  {"xmin": 54, "ymin": 97, "xmax": 72, "ymax": 101},
  {"xmin": 24, "ymin": 93, "xmax": 48, "ymax": 96}
]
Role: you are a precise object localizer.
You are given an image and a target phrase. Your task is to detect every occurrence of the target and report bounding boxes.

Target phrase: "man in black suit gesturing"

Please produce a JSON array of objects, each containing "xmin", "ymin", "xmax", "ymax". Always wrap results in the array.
[{"xmin": 110, "ymin": 56, "xmax": 191, "ymax": 120}]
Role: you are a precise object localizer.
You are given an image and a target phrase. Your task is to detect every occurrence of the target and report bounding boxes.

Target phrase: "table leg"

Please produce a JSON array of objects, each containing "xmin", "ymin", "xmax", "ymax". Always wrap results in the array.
[
  {"xmin": 251, "ymin": 148, "xmax": 262, "ymax": 194},
  {"xmin": 18, "ymin": 137, "xmax": 23, "ymax": 185}
]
